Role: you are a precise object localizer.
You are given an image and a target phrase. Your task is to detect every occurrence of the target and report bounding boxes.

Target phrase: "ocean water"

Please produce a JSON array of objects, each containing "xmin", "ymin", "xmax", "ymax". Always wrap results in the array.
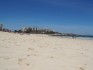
[
  {"xmin": 76, "ymin": 37, "xmax": 93, "ymax": 40},
  {"xmin": 54, "ymin": 35, "xmax": 93, "ymax": 40}
]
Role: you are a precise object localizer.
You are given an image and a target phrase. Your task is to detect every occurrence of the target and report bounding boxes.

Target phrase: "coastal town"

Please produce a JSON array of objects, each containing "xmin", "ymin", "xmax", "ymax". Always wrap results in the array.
[{"xmin": 0, "ymin": 24, "xmax": 93, "ymax": 39}]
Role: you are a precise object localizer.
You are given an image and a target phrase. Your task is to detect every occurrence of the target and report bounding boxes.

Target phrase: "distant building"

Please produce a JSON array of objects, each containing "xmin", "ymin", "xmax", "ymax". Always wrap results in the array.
[{"xmin": 19, "ymin": 26, "xmax": 54, "ymax": 34}]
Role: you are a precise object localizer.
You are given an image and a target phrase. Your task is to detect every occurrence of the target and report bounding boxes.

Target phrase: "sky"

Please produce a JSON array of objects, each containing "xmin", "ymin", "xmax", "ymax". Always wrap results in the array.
[{"xmin": 0, "ymin": 0, "xmax": 93, "ymax": 35}]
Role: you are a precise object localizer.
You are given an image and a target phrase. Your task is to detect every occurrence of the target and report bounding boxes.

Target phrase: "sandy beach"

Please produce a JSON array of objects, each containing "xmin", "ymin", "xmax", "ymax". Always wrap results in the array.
[{"xmin": 0, "ymin": 31, "xmax": 93, "ymax": 70}]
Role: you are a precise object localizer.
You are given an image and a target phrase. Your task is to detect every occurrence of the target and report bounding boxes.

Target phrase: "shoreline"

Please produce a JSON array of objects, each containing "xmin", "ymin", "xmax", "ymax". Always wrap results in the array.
[{"xmin": 1, "ymin": 31, "xmax": 93, "ymax": 41}]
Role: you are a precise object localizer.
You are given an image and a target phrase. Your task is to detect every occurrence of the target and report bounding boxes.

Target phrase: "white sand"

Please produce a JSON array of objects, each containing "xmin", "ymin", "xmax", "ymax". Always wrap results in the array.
[{"xmin": 0, "ymin": 31, "xmax": 93, "ymax": 70}]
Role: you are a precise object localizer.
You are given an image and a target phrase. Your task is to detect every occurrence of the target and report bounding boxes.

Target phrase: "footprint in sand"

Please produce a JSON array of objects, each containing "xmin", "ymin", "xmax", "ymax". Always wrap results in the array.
[
  {"xmin": 26, "ymin": 63, "xmax": 30, "ymax": 66},
  {"xmin": 2, "ymin": 39, "xmax": 6, "ymax": 41},
  {"xmin": 4, "ymin": 57, "xmax": 10, "ymax": 60},
  {"xmin": 27, "ymin": 55, "xmax": 31, "ymax": 57},
  {"xmin": 80, "ymin": 67, "xmax": 84, "ymax": 70},
  {"xmin": 53, "ymin": 48, "xmax": 57, "ymax": 49},
  {"xmin": 81, "ymin": 52, "xmax": 84, "ymax": 55},
  {"xmin": 18, "ymin": 58, "xmax": 30, "ymax": 66},
  {"xmin": 50, "ymin": 56, "xmax": 54, "ymax": 58},
  {"xmin": 18, "ymin": 58, "xmax": 23, "ymax": 64},
  {"xmin": 28, "ymin": 48, "xmax": 34, "ymax": 51}
]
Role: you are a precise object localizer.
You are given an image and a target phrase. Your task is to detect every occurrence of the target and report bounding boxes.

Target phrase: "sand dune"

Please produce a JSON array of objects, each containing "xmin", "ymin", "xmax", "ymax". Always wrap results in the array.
[{"xmin": 0, "ymin": 31, "xmax": 93, "ymax": 70}]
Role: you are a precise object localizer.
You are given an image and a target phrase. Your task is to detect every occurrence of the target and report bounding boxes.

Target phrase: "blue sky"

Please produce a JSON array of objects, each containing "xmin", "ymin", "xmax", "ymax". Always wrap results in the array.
[{"xmin": 0, "ymin": 0, "xmax": 93, "ymax": 35}]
